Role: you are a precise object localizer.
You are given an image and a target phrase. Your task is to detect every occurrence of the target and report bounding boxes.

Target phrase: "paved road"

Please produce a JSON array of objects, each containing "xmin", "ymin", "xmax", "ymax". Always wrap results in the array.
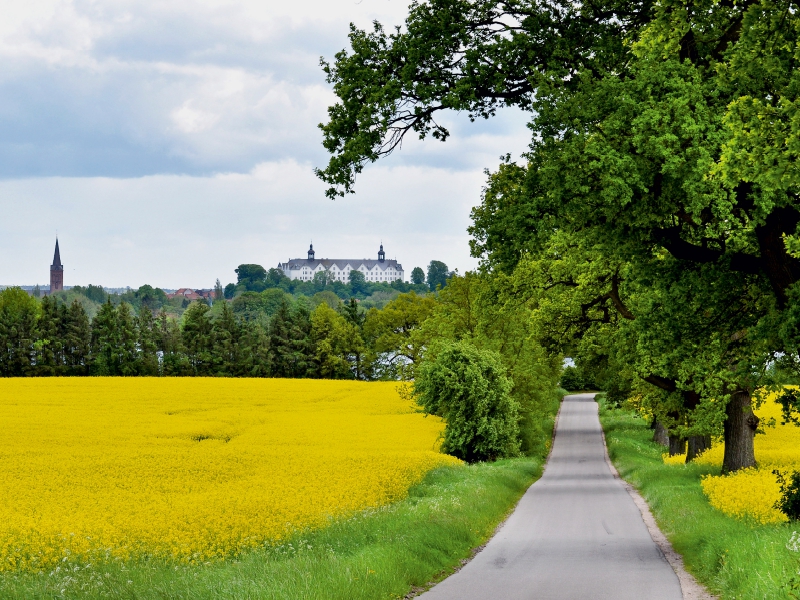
[{"xmin": 419, "ymin": 393, "xmax": 683, "ymax": 600}]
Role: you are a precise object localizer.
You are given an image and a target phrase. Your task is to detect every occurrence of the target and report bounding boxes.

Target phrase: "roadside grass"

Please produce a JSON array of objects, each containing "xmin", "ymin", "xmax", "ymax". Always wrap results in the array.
[
  {"xmin": 0, "ymin": 458, "xmax": 543, "ymax": 600},
  {"xmin": 599, "ymin": 401, "xmax": 800, "ymax": 599}
]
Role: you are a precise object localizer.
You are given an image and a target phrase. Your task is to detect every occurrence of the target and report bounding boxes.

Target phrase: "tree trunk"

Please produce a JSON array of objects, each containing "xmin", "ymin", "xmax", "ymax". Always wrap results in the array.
[
  {"xmin": 668, "ymin": 434, "xmax": 686, "ymax": 456},
  {"xmin": 722, "ymin": 390, "xmax": 758, "ymax": 473},
  {"xmin": 652, "ymin": 421, "xmax": 669, "ymax": 447},
  {"xmin": 685, "ymin": 435, "xmax": 712, "ymax": 463}
]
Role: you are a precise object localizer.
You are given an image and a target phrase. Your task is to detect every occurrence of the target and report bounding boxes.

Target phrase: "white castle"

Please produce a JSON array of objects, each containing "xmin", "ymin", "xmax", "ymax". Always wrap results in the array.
[{"xmin": 278, "ymin": 244, "xmax": 404, "ymax": 283}]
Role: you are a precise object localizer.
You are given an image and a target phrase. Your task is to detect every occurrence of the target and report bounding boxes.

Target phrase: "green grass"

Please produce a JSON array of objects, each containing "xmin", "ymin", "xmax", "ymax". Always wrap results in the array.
[
  {"xmin": 599, "ymin": 401, "xmax": 800, "ymax": 599},
  {"xmin": 0, "ymin": 458, "xmax": 543, "ymax": 600}
]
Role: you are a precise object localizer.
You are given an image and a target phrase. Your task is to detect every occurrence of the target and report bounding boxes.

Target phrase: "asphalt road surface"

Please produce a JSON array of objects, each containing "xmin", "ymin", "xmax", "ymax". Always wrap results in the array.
[{"xmin": 419, "ymin": 393, "xmax": 683, "ymax": 600}]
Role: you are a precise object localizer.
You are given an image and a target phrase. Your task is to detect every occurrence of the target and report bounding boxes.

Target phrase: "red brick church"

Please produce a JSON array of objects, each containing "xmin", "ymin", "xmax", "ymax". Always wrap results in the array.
[{"xmin": 50, "ymin": 238, "xmax": 63, "ymax": 294}]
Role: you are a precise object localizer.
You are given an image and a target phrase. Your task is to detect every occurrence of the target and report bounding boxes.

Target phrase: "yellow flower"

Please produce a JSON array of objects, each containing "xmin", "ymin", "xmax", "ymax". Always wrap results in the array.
[
  {"xmin": 0, "ymin": 378, "xmax": 460, "ymax": 572},
  {"xmin": 662, "ymin": 388, "xmax": 800, "ymax": 524}
]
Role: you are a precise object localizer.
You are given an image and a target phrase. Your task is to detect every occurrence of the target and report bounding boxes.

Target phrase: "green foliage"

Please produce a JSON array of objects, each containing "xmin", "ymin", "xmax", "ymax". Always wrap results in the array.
[
  {"xmin": 269, "ymin": 299, "xmax": 313, "ymax": 378},
  {"xmin": 410, "ymin": 267, "xmax": 425, "ymax": 285},
  {"xmin": 774, "ymin": 470, "xmax": 800, "ymax": 522},
  {"xmin": 182, "ymin": 301, "xmax": 214, "ymax": 375},
  {"xmin": 116, "ymin": 303, "xmax": 138, "ymax": 376},
  {"xmin": 266, "ymin": 268, "xmax": 289, "ymax": 287},
  {"xmin": 315, "ymin": 0, "xmax": 800, "ymax": 473},
  {"xmin": 235, "ymin": 264, "xmax": 268, "ymax": 292},
  {"xmin": 775, "ymin": 388, "xmax": 800, "ymax": 426},
  {"xmin": 358, "ymin": 289, "xmax": 400, "ymax": 310},
  {"xmin": 64, "ymin": 300, "xmax": 91, "ymax": 375},
  {"xmin": 124, "ymin": 285, "xmax": 168, "ymax": 312},
  {"xmin": 310, "ymin": 303, "xmax": 364, "ymax": 379},
  {"xmin": 72, "ymin": 284, "xmax": 107, "ymax": 305},
  {"xmin": 341, "ymin": 298, "xmax": 364, "ymax": 328},
  {"xmin": 559, "ymin": 363, "xmax": 598, "ymax": 392},
  {"xmin": 311, "ymin": 290, "xmax": 342, "ymax": 310},
  {"xmin": 426, "ymin": 260, "xmax": 449, "ymax": 291},
  {"xmin": 347, "ymin": 269, "xmax": 367, "ymax": 294},
  {"xmin": 559, "ymin": 366, "xmax": 583, "ymax": 392},
  {"xmin": 363, "ymin": 292, "xmax": 436, "ymax": 380},
  {"xmin": 231, "ymin": 290, "xmax": 290, "ymax": 322},
  {"xmin": 414, "ymin": 341, "xmax": 520, "ymax": 463},
  {"xmin": 90, "ymin": 299, "xmax": 118, "ymax": 376},
  {"xmin": 421, "ymin": 272, "xmax": 562, "ymax": 456},
  {"xmin": 136, "ymin": 308, "xmax": 159, "ymax": 376}
]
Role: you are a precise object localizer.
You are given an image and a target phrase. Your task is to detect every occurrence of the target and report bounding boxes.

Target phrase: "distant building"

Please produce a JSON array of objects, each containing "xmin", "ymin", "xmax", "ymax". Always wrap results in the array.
[
  {"xmin": 49, "ymin": 239, "xmax": 63, "ymax": 294},
  {"xmin": 278, "ymin": 244, "xmax": 404, "ymax": 283},
  {"xmin": 167, "ymin": 288, "xmax": 203, "ymax": 301}
]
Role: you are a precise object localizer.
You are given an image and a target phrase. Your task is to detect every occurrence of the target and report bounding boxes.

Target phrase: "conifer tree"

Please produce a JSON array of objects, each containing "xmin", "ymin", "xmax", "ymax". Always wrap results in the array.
[
  {"xmin": 35, "ymin": 296, "xmax": 62, "ymax": 375},
  {"xmin": 136, "ymin": 307, "xmax": 159, "ymax": 376},
  {"xmin": 157, "ymin": 309, "xmax": 187, "ymax": 375},
  {"xmin": 64, "ymin": 300, "xmax": 91, "ymax": 375},
  {"xmin": 240, "ymin": 321, "xmax": 271, "ymax": 377},
  {"xmin": 269, "ymin": 298, "xmax": 313, "ymax": 378},
  {"xmin": 0, "ymin": 287, "xmax": 38, "ymax": 376},
  {"xmin": 91, "ymin": 299, "xmax": 119, "ymax": 375},
  {"xmin": 212, "ymin": 300, "xmax": 240, "ymax": 375},
  {"xmin": 116, "ymin": 303, "xmax": 139, "ymax": 376},
  {"xmin": 182, "ymin": 301, "xmax": 214, "ymax": 375}
]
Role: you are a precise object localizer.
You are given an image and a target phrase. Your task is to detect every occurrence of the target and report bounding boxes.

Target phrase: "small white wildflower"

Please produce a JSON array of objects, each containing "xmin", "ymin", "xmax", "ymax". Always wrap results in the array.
[{"xmin": 788, "ymin": 531, "xmax": 800, "ymax": 552}]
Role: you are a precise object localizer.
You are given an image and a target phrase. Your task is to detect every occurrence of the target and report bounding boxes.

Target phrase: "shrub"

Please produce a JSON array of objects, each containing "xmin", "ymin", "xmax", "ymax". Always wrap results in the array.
[
  {"xmin": 560, "ymin": 365, "xmax": 584, "ymax": 391},
  {"xmin": 413, "ymin": 341, "xmax": 520, "ymax": 462},
  {"xmin": 774, "ymin": 469, "xmax": 800, "ymax": 520}
]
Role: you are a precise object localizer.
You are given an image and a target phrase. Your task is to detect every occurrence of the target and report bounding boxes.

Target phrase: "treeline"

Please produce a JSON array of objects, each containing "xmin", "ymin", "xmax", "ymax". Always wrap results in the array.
[
  {"xmin": 223, "ymin": 261, "xmax": 446, "ymax": 299},
  {"xmin": 0, "ymin": 273, "xmax": 563, "ymax": 456},
  {"xmin": 0, "ymin": 288, "xmax": 424, "ymax": 378}
]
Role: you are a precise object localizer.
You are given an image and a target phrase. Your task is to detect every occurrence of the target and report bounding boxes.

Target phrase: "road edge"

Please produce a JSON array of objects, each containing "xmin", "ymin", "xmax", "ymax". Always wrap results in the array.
[
  {"xmin": 597, "ymin": 403, "xmax": 717, "ymax": 600},
  {"xmin": 407, "ymin": 397, "xmax": 565, "ymax": 598}
]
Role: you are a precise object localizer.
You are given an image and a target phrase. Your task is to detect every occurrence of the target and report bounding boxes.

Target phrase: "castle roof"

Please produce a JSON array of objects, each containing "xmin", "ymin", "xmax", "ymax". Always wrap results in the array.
[{"xmin": 280, "ymin": 258, "xmax": 402, "ymax": 271}]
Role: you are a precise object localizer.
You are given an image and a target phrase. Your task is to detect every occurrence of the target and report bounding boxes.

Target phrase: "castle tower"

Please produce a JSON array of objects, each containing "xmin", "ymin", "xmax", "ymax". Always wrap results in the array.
[
  {"xmin": 308, "ymin": 243, "xmax": 315, "ymax": 261},
  {"xmin": 378, "ymin": 243, "xmax": 385, "ymax": 262},
  {"xmin": 50, "ymin": 238, "xmax": 64, "ymax": 294}
]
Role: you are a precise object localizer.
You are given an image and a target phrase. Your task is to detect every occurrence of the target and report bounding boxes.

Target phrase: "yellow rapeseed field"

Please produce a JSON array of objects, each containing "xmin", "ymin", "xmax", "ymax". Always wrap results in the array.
[
  {"xmin": 0, "ymin": 378, "xmax": 460, "ymax": 572},
  {"xmin": 662, "ymin": 391, "xmax": 800, "ymax": 524}
]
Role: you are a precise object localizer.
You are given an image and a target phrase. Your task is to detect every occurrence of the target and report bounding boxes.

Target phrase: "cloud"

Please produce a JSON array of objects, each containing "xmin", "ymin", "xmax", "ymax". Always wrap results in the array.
[
  {"xmin": 0, "ymin": 1, "xmax": 534, "ymax": 286},
  {"xmin": 0, "ymin": 0, "xmax": 531, "ymax": 178}
]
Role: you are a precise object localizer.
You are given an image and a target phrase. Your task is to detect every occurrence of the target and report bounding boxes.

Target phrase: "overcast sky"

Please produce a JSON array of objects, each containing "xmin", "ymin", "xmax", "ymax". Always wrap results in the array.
[{"xmin": 0, "ymin": 0, "xmax": 529, "ymax": 288}]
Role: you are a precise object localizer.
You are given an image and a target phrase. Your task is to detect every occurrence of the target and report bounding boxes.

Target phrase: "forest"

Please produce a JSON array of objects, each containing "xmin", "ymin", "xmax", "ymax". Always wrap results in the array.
[
  {"xmin": 314, "ymin": 0, "xmax": 800, "ymax": 475},
  {"xmin": 0, "ymin": 258, "xmax": 447, "ymax": 379}
]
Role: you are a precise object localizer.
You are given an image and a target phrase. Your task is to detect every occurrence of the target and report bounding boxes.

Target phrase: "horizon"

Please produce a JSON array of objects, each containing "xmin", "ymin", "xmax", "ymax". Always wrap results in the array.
[
  {"xmin": 3, "ymin": 237, "xmax": 442, "ymax": 289},
  {"xmin": 0, "ymin": 1, "xmax": 527, "ymax": 288}
]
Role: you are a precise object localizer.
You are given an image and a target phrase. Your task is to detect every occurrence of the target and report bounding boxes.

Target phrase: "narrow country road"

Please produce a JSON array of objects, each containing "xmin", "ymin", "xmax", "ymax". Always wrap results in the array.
[{"xmin": 419, "ymin": 393, "xmax": 683, "ymax": 600}]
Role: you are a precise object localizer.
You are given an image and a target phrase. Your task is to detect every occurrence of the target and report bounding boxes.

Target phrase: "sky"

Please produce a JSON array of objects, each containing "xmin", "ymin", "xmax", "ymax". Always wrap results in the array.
[{"xmin": 0, "ymin": 0, "xmax": 530, "ymax": 289}]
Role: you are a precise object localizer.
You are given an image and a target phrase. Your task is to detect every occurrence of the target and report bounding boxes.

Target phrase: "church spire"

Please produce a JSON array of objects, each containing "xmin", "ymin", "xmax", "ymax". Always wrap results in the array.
[
  {"xmin": 50, "ymin": 237, "xmax": 64, "ymax": 294},
  {"xmin": 52, "ymin": 238, "xmax": 62, "ymax": 268}
]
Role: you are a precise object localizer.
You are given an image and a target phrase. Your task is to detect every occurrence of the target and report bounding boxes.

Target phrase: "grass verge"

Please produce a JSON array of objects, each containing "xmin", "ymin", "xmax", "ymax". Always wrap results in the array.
[
  {"xmin": 599, "ymin": 400, "xmax": 800, "ymax": 599},
  {"xmin": 0, "ymin": 458, "xmax": 543, "ymax": 600}
]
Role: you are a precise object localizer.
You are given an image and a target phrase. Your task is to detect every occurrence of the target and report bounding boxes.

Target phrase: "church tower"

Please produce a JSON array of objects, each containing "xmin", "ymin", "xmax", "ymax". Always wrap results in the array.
[
  {"xmin": 378, "ymin": 244, "xmax": 385, "ymax": 262},
  {"xmin": 308, "ymin": 243, "xmax": 315, "ymax": 261},
  {"xmin": 50, "ymin": 238, "xmax": 64, "ymax": 294}
]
